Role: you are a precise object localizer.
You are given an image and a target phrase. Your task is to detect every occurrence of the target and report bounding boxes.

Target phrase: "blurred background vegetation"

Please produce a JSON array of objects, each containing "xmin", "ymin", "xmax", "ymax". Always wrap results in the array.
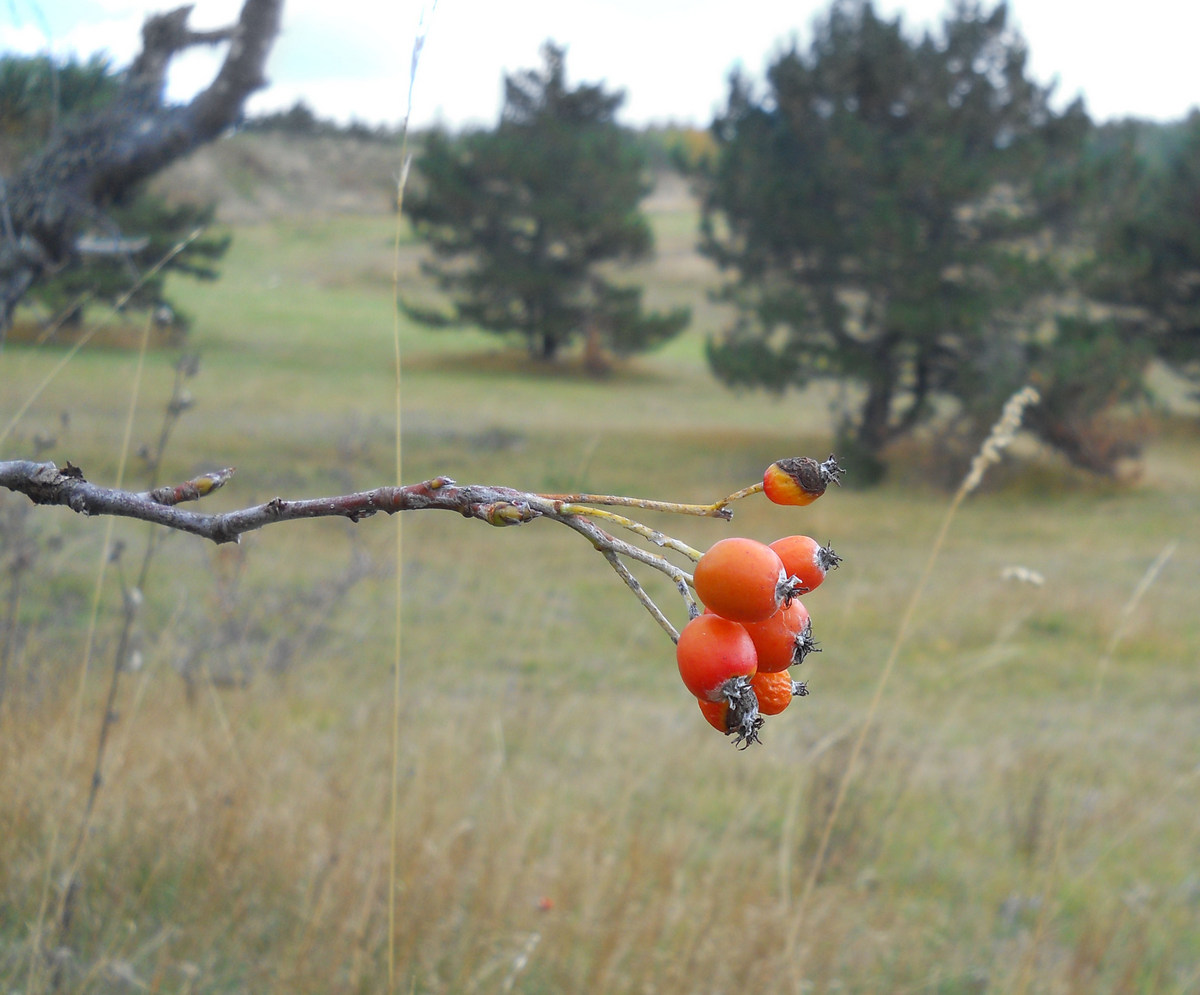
[{"xmin": 1, "ymin": 1, "xmax": 1198, "ymax": 992}]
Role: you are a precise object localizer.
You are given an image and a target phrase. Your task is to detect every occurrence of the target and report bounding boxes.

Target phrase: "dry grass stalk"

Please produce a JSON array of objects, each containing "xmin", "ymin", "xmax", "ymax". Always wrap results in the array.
[{"xmin": 788, "ymin": 384, "xmax": 1042, "ymax": 980}]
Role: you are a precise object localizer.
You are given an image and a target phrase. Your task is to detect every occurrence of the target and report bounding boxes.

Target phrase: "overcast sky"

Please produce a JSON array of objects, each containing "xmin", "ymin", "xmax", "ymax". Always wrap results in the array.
[{"xmin": 3, "ymin": 1, "xmax": 1198, "ymax": 130}]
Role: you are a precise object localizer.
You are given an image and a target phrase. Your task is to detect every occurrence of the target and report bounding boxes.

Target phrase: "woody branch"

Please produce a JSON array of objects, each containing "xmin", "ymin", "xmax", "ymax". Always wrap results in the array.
[{"xmin": 0, "ymin": 459, "xmax": 705, "ymax": 637}]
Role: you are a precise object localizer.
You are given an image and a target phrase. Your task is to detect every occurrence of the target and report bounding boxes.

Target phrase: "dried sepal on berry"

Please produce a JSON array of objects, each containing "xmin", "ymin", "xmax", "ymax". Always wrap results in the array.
[
  {"xmin": 762, "ymin": 454, "xmax": 844, "ymax": 507},
  {"xmin": 697, "ymin": 675, "xmax": 764, "ymax": 748}
]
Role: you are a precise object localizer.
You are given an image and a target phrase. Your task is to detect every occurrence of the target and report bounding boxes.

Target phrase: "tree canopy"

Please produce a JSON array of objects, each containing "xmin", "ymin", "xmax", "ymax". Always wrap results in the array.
[
  {"xmin": 699, "ymin": 0, "xmax": 1091, "ymax": 478},
  {"xmin": 1083, "ymin": 113, "xmax": 1200, "ymax": 391},
  {"xmin": 403, "ymin": 42, "xmax": 689, "ymax": 367},
  {"xmin": 0, "ymin": 0, "xmax": 282, "ymax": 338},
  {"xmin": 0, "ymin": 52, "xmax": 230, "ymax": 333}
]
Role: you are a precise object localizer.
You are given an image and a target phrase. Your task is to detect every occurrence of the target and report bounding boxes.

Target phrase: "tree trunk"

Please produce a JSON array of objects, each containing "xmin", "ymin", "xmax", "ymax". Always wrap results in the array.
[
  {"xmin": 582, "ymin": 314, "xmax": 612, "ymax": 376},
  {"xmin": 839, "ymin": 358, "xmax": 898, "ymax": 484},
  {"xmin": 856, "ymin": 368, "xmax": 896, "ymax": 457},
  {"xmin": 536, "ymin": 330, "xmax": 558, "ymax": 361}
]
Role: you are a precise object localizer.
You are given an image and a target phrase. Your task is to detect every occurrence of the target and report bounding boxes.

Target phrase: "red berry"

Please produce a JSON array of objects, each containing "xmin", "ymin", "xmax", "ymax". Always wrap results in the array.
[
  {"xmin": 762, "ymin": 455, "xmax": 843, "ymax": 506},
  {"xmin": 676, "ymin": 614, "xmax": 757, "ymax": 701},
  {"xmin": 769, "ymin": 535, "xmax": 841, "ymax": 594},
  {"xmin": 693, "ymin": 537, "xmax": 798, "ymax": 623},
  {"xmin": 697, "ymin": 698, "xmax": 730, "ymax": 733},
  {"xmin": 741, "ymin": 599, "xmax": 818, "ymax": 673}
]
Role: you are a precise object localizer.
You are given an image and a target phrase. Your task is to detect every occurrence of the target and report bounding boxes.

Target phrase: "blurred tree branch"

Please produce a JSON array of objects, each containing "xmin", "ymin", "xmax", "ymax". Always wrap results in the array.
[{"xmin": 0, "ymin": 0, "xmax": 284, "ymax": 336}]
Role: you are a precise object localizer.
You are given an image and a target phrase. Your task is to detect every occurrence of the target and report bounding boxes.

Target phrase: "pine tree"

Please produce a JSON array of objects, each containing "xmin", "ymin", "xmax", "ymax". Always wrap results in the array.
[
  {"xmin": 404, "ymin": 43, "xmax": 689, "ymax": 368},
  {"xmin": 699, "ymin": 0, "xmax": 1087, "ymax": 478},
  {"xmin": 1086, "ymin": 113, "xmax": 1200, "ymax": 390}
]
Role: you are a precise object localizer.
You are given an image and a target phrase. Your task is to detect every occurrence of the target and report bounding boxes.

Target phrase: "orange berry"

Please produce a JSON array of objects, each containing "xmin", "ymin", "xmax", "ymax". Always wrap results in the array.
[
  {"xmin": 676, "ymin": 613, "xmax": 757, "ymax": 700},
  {"xmin": 693, "ymin": 536, "xmax": 798, "ymax": 623},
  {"xmin": 751, "ymin": 669, "xmax": 808, "ymax": 715},
  {"xmin": 769, "ymin": 535, "xmax": 841, "ymax": 594},
  {"xmin": 741, "ymin": 599, "xmax": 818, "ymax": 673},
  {"xmin": 762, "ymin": 455, "xmax": 844, "ymax": 506}
]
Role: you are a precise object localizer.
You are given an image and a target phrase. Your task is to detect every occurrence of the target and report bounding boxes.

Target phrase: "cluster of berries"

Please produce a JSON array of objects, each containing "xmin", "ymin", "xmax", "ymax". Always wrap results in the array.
[
  {"xmin": 677, "ymin": 534, "xmax": 840, "ymax": 746},
  {"xmin": 676, "ymin": 457, "xmax": 843, "ymax": 747}
]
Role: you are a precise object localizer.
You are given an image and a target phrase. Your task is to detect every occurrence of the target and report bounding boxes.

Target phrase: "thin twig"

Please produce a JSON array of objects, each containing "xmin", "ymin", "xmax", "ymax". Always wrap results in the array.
[
  {"xmin": 536, "ymin": 490, "xmax": 737, "ymax": 520},
  {"xmin": 0, "ymin": 462, "xmax": 721, "ymax": 560},
  {"xmin": 601, "ymin": 550, "xmax": 680, "ymax": 642},
  {"xmin": 556, "ymin": 502, "xmax": 703, "ymax": 560},
  {"xmin": 1092, "ymin": 539, "xmax": 1178, "ymax": 700},
  {"xmin": 1, "ymin": 447, "xmax": 850, "ymax": 644}
]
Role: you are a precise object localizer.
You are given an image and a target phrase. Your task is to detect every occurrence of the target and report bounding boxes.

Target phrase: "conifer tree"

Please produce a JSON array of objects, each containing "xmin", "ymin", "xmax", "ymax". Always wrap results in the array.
[
  {"xmin": 404, "ymin": 43, "xmax": 689, "ymax": 367},
  {"xmin": 699, "ymin": 0, "xmax": 1086, "ymax": 478}
]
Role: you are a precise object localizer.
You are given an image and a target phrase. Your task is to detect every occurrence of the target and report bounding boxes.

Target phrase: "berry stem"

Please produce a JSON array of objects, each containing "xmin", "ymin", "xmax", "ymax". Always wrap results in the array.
[
  {"xmin": 535, "ymin": 491, "xmax": 739, "ymax": 520},
  {"xmin": 557, "ymin": 503, "xmax": 703, "ymax": 561},
  {"xmin": 600, "ymin": 550, "xmax": 680, "ymax": 643},
  {"xmin": 534, "ymin": 476, "xmax": 771, "ymax": 520},
  {"xmin": 711, "ymin": 480, "xmax": 765, "ymax": 508},
  {"xmin": 553, "ymin": 513, "xmax": 699, "ymax": 638}
]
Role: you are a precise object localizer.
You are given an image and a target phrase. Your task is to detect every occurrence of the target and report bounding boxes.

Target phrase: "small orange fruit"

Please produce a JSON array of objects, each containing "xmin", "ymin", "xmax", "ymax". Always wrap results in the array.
[
  {"xmin": 676, "ymin": 613, "xmax": 757, "ymax": 700},
  {"xmin": 697, "ymin": 697, "xmax": 731, "ymax": 733},
  {"xmin": 741, "ymin": 599, "xmax": 818, "ymax": 673},
  {"xmin": 693, "ymin": 536, "xmax": 798, "ymax": 623},
  {"xmin": 751, "ymin": 669, "xmax": 809, "ymax": 715},
  {"xmin": 762, "ymin": 455, "xmax": 844, "ymax": 506},
  {"xmin": 769, "ymin": 535, "xmax": 841, "ymax": 594}
]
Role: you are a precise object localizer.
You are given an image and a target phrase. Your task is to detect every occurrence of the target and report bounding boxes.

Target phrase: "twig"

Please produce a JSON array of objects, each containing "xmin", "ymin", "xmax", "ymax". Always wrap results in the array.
[
  {"xmin": 1, "ymin": 452, "xmax": 839, "ymax": 642},
  {"xmin": 600, "ymin": 550, "xmax": 680, "ymax": 642},
  {"xmin": 557, "ymin": 503, "xmax": 703, "ymax": 560},
  {"xmin": 537, "ymin": 490, "xmax": 739, "ymax": 520},
  {"xmin": 0, "ymin": 461, "xmax": 720, "ymax": 635}
]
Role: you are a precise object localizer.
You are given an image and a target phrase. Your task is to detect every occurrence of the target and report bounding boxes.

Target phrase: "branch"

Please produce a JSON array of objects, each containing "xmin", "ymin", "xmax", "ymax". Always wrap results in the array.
[
  {"xmin": 0, "ymin": 460, "xmax": 710, "ymax": 639},
  {"xmin": 0, "ymin": 461, "xmax": 539, "ymax": 543},
  {"xmin": 0, "ymin": 453, "xmax": 842, "ymax": 645},
  {"xmin": 0, "ymin": 0, "xmax": 284, "ymax": 332},
  {"xmin": 3, "ymin": 452, "xmax": 731, "ymax": 647}
]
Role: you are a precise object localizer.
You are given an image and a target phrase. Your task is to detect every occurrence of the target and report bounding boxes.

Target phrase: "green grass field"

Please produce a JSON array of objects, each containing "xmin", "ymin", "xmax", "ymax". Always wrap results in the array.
[{"xmin": 1, "ymin": 182, "xmax": 1198, "ymax": 994}]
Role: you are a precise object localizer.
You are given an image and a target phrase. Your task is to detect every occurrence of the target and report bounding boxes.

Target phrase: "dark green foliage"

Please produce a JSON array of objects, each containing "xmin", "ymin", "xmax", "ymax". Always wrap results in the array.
[
  {"xmin": 31, "ymin": 197, "xmax": 229, "ymax": 332},
  {"xmin": 699, "ymin": 0, "xmax": 1096, "ymax": 474},
  {"xmin": 1021, "ymin": 317, "xmax": 1152, "ymax": 473},
  {"xmin": 404, "ymin": 42, "xmax": 689, "ymax": 365},
  {"xmin": 0, "ymin": 53, "xmax": 229, "ymax": 331},
  {"xmin": 243, "ymin": 99, "xmax": 396, "ymax": 142},
  {"xmin": 0, "ymin": 53, "xmax": 118, "ymax": 167},
  {"xmin": 245, "ymin": 99, "xmax": 324, "ymax": 136},
  {"xmin": 1083, "ymin": 113, "xmax": 1200, "ymax": 391}
]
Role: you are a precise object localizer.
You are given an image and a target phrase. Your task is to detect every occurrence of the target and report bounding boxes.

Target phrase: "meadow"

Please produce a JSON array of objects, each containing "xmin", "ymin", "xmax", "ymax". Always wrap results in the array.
[{"xmin": 1, "ymin": 163, "xmax": 1198, "ymax": 994}]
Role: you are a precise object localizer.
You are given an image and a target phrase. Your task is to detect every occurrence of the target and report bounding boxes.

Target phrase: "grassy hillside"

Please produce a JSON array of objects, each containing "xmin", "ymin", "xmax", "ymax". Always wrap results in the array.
[{"xmin": 1, "ymin": 137, "xmax": 1198, "ymax": 993}]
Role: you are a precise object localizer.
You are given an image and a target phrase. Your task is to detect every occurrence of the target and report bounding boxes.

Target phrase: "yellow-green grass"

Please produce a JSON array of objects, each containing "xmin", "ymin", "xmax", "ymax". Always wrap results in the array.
[{"xmin": 1, "ymin": 196, "xmax": 1198, "ymax": 994}]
